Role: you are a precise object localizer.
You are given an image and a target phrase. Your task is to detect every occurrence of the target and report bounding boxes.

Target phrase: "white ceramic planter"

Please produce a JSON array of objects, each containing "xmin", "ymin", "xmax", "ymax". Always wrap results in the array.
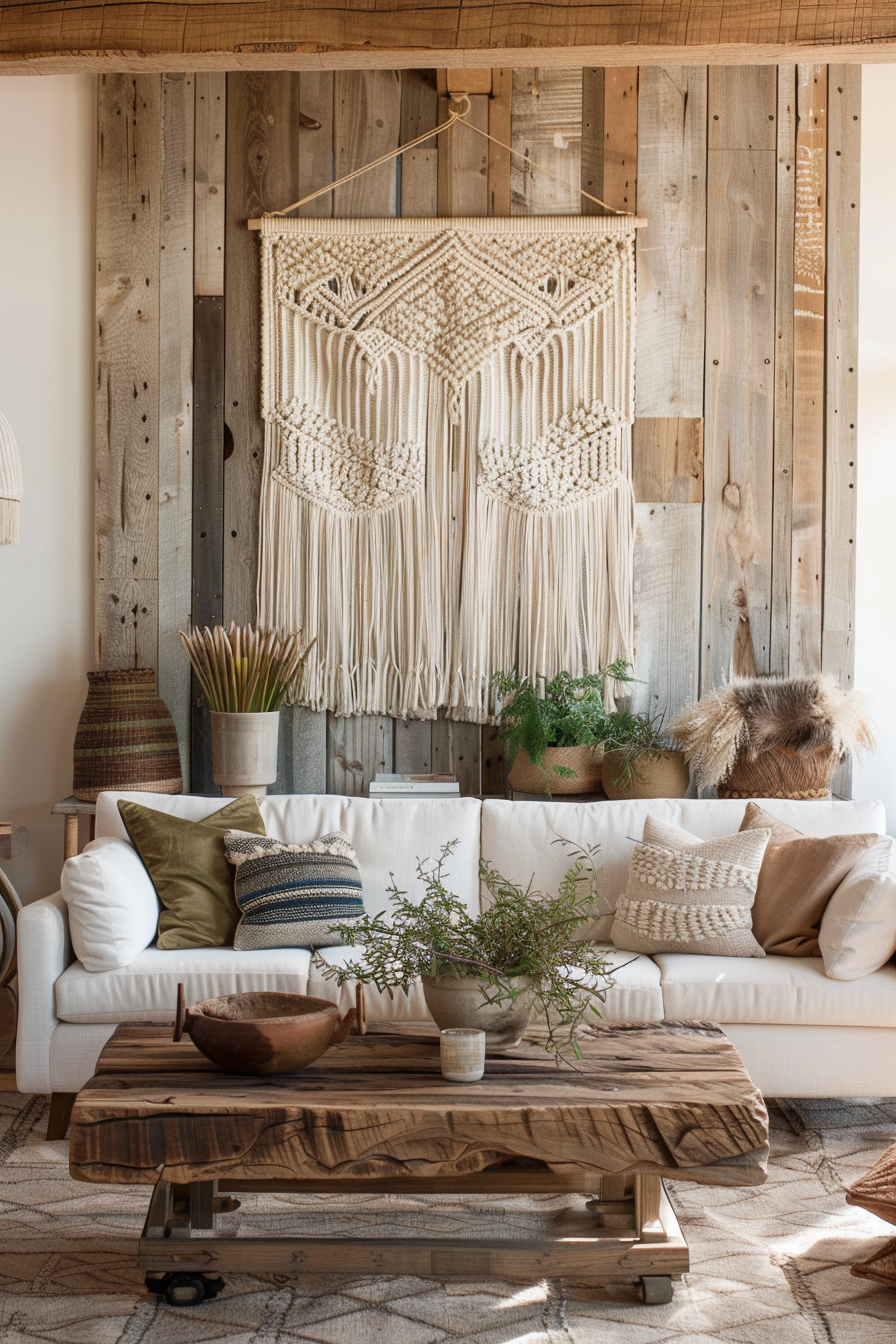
[
  {"xmin": 422, "ymin": 974, "xmax": 536, "ymax": 1049},
  {"xmin": 210, "ymin": 711, "xmax": 280, "ymax": 798}
]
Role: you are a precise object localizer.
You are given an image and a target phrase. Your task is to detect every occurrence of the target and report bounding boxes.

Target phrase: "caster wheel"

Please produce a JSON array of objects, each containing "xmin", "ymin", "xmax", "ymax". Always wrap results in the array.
[
  {"xmin": 637, "ymin": 1276, "xmax": 673, "ymax": 1305},
  {"xmin": 145, "ymin": 1272, "xmax": 225, "ymax": 1307}
]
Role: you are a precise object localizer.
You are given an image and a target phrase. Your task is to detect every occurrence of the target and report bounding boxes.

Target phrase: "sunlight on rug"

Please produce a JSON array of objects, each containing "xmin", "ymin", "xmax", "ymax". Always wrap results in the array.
[{"xmin": 1, "ymin": 1091, "xmax": 895, "ymax": 1343}]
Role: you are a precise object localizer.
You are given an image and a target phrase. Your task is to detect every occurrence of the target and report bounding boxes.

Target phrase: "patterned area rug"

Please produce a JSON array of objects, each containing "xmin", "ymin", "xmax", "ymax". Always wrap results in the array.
[{"xmin": 1, "ymin": 1091, "xmax": 896, "ymax": 1343}]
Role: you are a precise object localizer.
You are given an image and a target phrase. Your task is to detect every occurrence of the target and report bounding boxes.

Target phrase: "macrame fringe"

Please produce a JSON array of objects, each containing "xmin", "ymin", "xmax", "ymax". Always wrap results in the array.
[{"xmin": 0, "ymin": 498, "xmax": 19, "ymax": 546}]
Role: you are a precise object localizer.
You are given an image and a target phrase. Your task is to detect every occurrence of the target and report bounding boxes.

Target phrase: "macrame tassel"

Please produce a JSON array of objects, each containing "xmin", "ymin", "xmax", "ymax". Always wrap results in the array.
[{"xmin": 0, "ymin": 498, "xmax": 19, "ymax": 546}]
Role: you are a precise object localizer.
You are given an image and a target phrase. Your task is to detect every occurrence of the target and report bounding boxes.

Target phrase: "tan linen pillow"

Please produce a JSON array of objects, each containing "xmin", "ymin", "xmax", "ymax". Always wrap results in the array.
[
  {"xmin": 818, "ymin": 837, "xmax": 896, "ymax": 980},
  {"xmin": 610, "ymin": 816, "xmax": 769, "ymax": 958},
  {"xmin": 118, "ymin": 795, "xmax": 265, "ymax": 949},
  {"xmin": 739, "ymin": 802, "xmax": 877, "ymax": 957}
]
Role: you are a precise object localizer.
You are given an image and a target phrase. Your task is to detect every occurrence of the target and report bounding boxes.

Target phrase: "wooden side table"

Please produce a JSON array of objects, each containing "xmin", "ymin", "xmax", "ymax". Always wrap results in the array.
[{"xmin": 52, "ymin": 797, "xmax": 96, "ymax": 861}]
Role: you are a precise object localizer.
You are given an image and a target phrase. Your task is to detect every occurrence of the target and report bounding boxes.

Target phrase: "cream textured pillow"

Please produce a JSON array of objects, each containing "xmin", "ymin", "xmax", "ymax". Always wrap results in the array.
[
  {"xmin": 610, "ymin": 816, "xmax": 769, "ymax": 958},
  {"xmin": 819, "ymin": 837, "xmax": 896, "ymax": 981},
  {"xmin": 61, "ymin": 837, "xmax": 161, "ymax": 972}
]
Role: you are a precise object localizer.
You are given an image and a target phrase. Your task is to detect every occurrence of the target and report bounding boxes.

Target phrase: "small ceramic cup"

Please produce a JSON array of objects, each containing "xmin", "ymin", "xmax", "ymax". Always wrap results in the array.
[{"xmin": 440, "ymin": 1028, "xmax": 486, "ymax": 1082}]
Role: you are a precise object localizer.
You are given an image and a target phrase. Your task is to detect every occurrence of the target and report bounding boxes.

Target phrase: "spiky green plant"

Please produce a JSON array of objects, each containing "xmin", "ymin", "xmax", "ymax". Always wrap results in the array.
[{"xmin": 179, "ymin": 623, "xmax": 313, "ymax": 713}]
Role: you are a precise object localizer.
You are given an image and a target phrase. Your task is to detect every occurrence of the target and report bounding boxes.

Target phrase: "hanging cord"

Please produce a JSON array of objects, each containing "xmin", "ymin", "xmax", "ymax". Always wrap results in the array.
[{"xmin": 252, "ymin": 94, "xmax": 632, "ymax": 224}]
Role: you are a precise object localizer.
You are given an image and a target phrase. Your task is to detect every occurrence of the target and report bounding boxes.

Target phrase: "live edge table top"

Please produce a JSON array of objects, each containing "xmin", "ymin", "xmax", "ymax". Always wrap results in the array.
[{"xmin": 69, "ymin": 1021, "xmax": 769, "ymax": 1191}]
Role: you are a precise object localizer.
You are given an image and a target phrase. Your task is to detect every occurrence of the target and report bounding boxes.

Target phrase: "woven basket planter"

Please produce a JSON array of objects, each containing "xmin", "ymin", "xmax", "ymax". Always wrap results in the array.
[
  {"xmin": 507, "ymin": 745, "xmax": 603, "ymax": 796},
  {"xmin": 73, "ymin": 670, "xmax": 183, "ymax": 802},
  {"xmin": 719, "ymin": 744, "xmax": 836, "ymax": 800},
  {"xmin": 601, "ymin": 749, "xmax": 690, "ymax": 801}
]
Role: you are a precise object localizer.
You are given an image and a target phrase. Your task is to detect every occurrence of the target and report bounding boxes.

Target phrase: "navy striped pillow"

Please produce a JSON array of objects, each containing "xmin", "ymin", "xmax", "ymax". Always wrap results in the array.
[{"xmin": 224, "ymin": 829, "xmax": 365, "ymax": 950}]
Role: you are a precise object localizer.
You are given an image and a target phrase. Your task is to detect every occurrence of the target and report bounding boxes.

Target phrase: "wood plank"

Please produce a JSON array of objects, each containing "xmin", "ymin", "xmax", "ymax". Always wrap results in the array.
[
  {"xmin": 157, "ymin": 72, "xmax": 194, "ymax": 788},
  {"xmin": 510, "ymin": 68, "xmax": 582, "ymax": 216},
  {"xmin": 446, "ymin": 69, "xmax": 493, "ymax": 96},
  {"xmin": 770, "ymin": 64, "xmax": 797, "ymax": 676},
  {"xmin": 488, "ymin": 68, "xmax": 513, "ymax": 217},
  {"xmin": 400, "ymin": 69, "xmax": 438, "ymax": 217},
  {"xmin": 480, "ymin": 725, "xmax": 506, "ymax": 797},
  {"xmin": 438, "ymin": 82, "xmax": 489, "ymax": 217},
  {"xmin": 325, "ymin": 71, "xmax": 403, "ymax": 796},
  {"xmin": 708, "ymin": 66, "xmax": 778, "ymax": 150},
  {"xmin": 635, "ymin": 66, "xmax": 707, "ymax": 418},
  {"xmin": 631, "ymin": 503, "xmax": 701, "ymax": 728},
  {"xmin": 193, "ymin": 72, "xmax": 226, "ymax": 297},
  {"xmin": 789, "ymin": 63, "xmax": 827, "ymax": 675},
  {"xmin": 224, "ymin": 74, "xmax": 305, "ymax": 632},
  {"xmin": 702, "ymin": 70, "xmax": 777, "ymax": 688},
  {"xmin": 432, "ymin": 719, "xmax": 481, "ymax": 796},
  {"xmin": 5, "ymin": 5, "xmax": 892, "ymax": 71},
  {"xmin": 95, "ymin": 74, "xmax": 162, "ymax": 671},
  {"xmin": 602, "ymin": 67, "xmax": 638, "ymax": 212},
  {"xmin": 70, "ymin": 1022, "xmax": 769, "ymax": 1189},
  {"xmin": 580, "ymin": 67, "xmax": 605, "ymax": 213},
  {"xmin": 190, "ymin": 294, "xmax": 225, "ymax": 794},
  {"xmin": 393, "ymin": 719, "xmax": 434, "ymax": 776},
  {"xmin": 823, "ymin": 65, "xmax": 861, "ymax": 798},
  {"xmin": 632, "ymin": 419, "xmax": 704, "ymax": 504}
]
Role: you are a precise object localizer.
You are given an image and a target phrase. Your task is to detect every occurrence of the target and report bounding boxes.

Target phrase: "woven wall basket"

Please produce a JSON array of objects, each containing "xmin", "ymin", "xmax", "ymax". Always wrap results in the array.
[
  {"xmin": 73, "ymin": 669, "xmax": 183, "ymax": 802},
  {"xmin": 719, "ymin": 744, "xmax": 836, "ymax": 800},
  {"xmin": 507, "ymin": 745, "xmax": 603, "ymax": 796}
]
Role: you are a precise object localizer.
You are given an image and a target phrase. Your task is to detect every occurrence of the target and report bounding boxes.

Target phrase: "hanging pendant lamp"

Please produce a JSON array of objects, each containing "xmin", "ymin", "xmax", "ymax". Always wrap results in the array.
[{"xmin": 0, "ymin": 411, "xmax": 22, "ymax": 546}]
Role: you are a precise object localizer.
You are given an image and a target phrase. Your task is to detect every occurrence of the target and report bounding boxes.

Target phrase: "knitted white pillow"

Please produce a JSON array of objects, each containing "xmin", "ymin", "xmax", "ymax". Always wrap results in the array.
[
  {"xmin": 610, "ymin": 816, "xmax": 770, "ymax": 958},
  {"xmin": 819, "ymin": 837, "xmax": 896, "ymax": 981},
  {"xmin": 61, "ymin": 837, "xmax": 161, "ymax": 972}
]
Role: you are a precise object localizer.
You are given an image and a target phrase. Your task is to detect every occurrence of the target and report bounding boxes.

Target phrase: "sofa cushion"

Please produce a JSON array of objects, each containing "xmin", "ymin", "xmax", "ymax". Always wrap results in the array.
[
  {"xmin": 97, "ymin": 793, "xmax": 483, "ymax": 918},
  {"xmin": 654, "ymin": 952, "xmax": 896, "ymax": 1028},
  {"xmin": 480, "ymin": 798, "xmax": 885, "ymax": 942},
  {"xmin": 55, "ymin": 946, "xmax": 312, "ymax": 1024},
  {"xmin": 61, "ymin": 837, "xmax": 160, "ymax": 972},
  {"xmin": 610, "ymin": 817, "xmax": 768, "ymax": 958},
  {"xmin": 118, "ymin": 795, "xmax": 265, "ymax": 949},
  {"xmin": 307, "ymin": 945, "xmax": 664, "ymax": 1026},
  {"xmin": 819, "ymin": 838, "xmax": 896, "ymax": 981},
  {"xmin": 740, "ymin": 802, "xmax": 877, "ymax": 956}
]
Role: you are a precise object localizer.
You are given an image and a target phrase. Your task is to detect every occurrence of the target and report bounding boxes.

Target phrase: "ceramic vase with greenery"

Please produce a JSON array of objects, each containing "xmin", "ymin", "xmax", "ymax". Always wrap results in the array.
[
  {"xmin": 494, "ymin": 662, "xmax": 633, "ymax": 796},
  {"xmin": 180, "ymin": 623, "xmax": 313, "ymax": 797},
  {"xmin": 600, "ymin": 709, "xmax": 689, "ymax": 801},
  {"xmin": 316, "ymin": 841, "xmax": 615, "ymax": 1059}
]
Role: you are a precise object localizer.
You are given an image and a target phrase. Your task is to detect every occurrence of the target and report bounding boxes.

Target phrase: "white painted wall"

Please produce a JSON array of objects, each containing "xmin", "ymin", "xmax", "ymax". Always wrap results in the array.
[
  {"xmin": 0, "ymin": 76, "xmax": 96, "ymax": 902},
  {"xmin": 853, "ymin": 65, "xmax": 896, "ymax": 829}
]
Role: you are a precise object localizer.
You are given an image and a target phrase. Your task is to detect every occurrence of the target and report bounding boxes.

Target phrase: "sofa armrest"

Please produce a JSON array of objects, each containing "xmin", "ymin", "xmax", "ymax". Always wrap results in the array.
[{"xmin": 16, "ymin": 891, "xmax": 73, "ymax": 1094}]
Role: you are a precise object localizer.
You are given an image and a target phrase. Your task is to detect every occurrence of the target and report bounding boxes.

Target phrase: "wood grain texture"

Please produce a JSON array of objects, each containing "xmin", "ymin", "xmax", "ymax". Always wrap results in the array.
[
  {"xmin": 823, "ymin": 65, "xmax": 861, "ymax": 798},
  {"xmin": 708, "ymin": 65, "xmax": 778, "ymax": 150},
  {"xmin": 438, "ymin": 84, "xmax": 489, "ymax": 216},
  {"xmin": 580, "ymin": 67, "xmax": 605, "ymax": 213},
  {"xmin": 70, "ymin": 1021, "xmax": 768, "ymax": 1188},
  {"xmin": 789, "ymin": 63, "xmax": 827, "ymax": 676},
  {"xmin": 224, "ymin": 74, "xmax": 304, "ymax": 630},
  {"xmin": 432, "ymin": 718, "xmax": 481, "ymax": 795},
  {"xmin": 703, "ymin": 69, "xmax": 777, "ymax": 688},
  {"xmin": 488, "ymin": 68, "xmax": 513, "ymax": 216},
  {"xmin": 635, "ymin": 66, "xmax": 707, "ymax": 418},
  {"xmin": 6, "ymin": 5, "xmax": 894, "ymax": 70},
  {"xmin": 510, "ymin": 68, "xmax": 582, "ymax": 215},
  {"xmin": 193, "ymin": 72, "xmax": 226, "ymax": 296},
  {"xmin": 602, "ymin": 67, "xmax": 638, "ymax": 212},
  {"xmin": 633, "ymin": 418, "xmax": 704, "ymax": 504},
  {"xmin": 631, "ymin": 503, "xmax": 702, "ymax": 725},
  {"xmin": 157, "ymin": 72, "xmax": 194, "ymax": 787},
  {"xmin": 95, "ymin": 74, "xmax": 161, "ymax": 670},
  {"xmin": 327, "ymin": 715, "xmax": 394, "ymax": 797},
  {"xmin": 400, "ymin": 69, "xmax": 439, "ymax": 216},
  {"xmin": 770, "ymin": 63, "xmax": 796, "ymax": 676}
]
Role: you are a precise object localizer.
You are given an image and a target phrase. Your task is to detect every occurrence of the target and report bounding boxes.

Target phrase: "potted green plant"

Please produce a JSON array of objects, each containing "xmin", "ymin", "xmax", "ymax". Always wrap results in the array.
[
  {"xmin": 316, "ymin": 841, "xmax": 615, "ymax": 1060},
  {"xmin": 600, "ymin": 709, "xmax": 689, "ymax": 801},
  {"xmin": 180, "ymin": 623, "xmax": 313, "ymax": 798},
  {"xmin": 494, "ymin": 662, "xmax": 633, "ymax": 796}
]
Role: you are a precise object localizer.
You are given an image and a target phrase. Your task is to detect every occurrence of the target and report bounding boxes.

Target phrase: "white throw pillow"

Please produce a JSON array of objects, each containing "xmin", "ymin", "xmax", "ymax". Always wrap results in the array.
[
  {"xmin": 819, "ymin": 837, "xmax": 896, "ymax": 981},
  {"xmin": 61, "ymin": 837, "xmax": 161, "ymax": 972}
]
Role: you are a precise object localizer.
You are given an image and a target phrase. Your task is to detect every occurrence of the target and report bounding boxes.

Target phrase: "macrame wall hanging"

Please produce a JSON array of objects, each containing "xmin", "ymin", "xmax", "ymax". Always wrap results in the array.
[{"xmin": 258, "ymin": 212, "xmax": 638, "ymax": 722}]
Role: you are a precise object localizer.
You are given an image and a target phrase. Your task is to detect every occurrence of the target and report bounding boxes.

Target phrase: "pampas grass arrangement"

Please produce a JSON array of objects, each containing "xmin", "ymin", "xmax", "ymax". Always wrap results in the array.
[
  {"xmin": 669, "ymin": 675, "xmax": 874, "ymax": 794},
  {"xmin": 180, "ymin": 623, "xmax": 313, "ymax": 713}
]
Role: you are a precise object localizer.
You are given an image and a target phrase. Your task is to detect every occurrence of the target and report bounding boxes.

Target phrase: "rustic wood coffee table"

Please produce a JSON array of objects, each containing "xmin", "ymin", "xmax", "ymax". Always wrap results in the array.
[{"xmin": 69, "ymin": 1020, "xmax": 768, "ymax": 1307}]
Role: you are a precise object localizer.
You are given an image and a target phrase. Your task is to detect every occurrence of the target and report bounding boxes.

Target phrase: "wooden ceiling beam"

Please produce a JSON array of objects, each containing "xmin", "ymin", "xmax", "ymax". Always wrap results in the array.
[{"xmin": 2, "ymin": 2, "xmax": 896, "ymax": 73}]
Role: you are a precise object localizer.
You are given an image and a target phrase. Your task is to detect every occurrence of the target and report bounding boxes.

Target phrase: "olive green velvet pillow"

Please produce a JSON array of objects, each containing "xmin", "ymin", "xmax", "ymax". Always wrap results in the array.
[{"xmin": 117, "ymin": 796, "xmax": 265, "ymax": 950}]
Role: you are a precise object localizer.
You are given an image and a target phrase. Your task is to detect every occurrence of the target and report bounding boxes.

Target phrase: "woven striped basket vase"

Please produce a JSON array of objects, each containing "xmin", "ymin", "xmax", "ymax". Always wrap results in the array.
[{"xmin": 73, "ymin": 669, "xmax": 183, "ymax": 802}]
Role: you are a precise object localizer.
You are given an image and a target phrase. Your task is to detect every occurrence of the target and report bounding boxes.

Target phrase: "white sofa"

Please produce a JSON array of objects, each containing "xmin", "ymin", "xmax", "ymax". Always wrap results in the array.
[{"xmin": 16, "ymin": 791, "xmax": 896, "ymax": 1103}]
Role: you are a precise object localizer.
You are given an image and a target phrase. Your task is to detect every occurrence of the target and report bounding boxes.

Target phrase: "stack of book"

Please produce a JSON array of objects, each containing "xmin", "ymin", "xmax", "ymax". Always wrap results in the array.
[{"xmin": 369, "ymin": 773, "xmax": 460, "ymax": 799}]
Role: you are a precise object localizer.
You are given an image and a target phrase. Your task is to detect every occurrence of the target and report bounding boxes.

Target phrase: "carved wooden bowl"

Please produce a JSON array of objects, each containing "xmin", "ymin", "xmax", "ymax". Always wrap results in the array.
[{"xmin": 174, "ymin": 983, "xmax": 366, "ymax": 1075}]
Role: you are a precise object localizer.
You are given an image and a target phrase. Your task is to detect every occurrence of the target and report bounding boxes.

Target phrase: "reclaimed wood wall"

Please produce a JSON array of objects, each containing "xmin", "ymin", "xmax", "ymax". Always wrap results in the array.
[{"xmin": 93, "ymin": 64, "xmax": 861, "ymax": 797}]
